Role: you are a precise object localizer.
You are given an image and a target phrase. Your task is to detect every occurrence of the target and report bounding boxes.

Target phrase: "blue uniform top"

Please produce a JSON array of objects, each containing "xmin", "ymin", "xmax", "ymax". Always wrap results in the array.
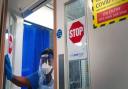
[
  {"xmin": 27, "ymin": 72, "xmax": 39, "ymax": 89},
  {"xmin": 27, "ymin": 72, "xmax": 54, "ymax": 89}
]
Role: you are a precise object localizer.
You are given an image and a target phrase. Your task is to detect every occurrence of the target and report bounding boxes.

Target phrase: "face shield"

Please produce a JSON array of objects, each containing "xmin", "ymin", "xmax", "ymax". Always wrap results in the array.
[{"xmin": 39, "ymin": 54, "xmax": 53, "ymax": 75}]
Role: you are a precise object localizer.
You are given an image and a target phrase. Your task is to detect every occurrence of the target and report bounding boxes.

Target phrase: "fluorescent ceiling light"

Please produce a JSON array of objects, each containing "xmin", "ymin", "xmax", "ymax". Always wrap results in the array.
[
  {"xmin": 24, "ymin": 22, "xmax": 32, "ymax": 25},
  {"xmin": 24, "ymin": 6, "xmax": 53, "ymax": 29},
  {"xmin": 6, "ymin": 33, "xmax": 8, "ymax": 40}
]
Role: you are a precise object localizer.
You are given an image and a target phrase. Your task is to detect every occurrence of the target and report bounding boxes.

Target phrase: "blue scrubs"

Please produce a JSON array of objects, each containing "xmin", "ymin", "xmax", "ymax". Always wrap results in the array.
[
  {"xmin": 27, "ymin": 72, "xmax": 39, "ymax": 89},
  {"xmin": 27, "ymin": 72, "xmax": 54, "ymax": 89}
]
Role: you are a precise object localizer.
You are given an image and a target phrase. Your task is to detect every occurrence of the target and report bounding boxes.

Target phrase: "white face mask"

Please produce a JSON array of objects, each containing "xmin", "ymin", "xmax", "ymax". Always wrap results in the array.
[{"xmin": 41, "ymin": 63, "xmax": 53, "ymax": 75}]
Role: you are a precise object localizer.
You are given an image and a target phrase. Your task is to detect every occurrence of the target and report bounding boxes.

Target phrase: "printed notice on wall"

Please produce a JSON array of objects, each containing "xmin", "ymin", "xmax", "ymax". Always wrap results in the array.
[
  {"xmin": 67, "ymin": 16, "xmax": 87, "ymax": 60},
  {"xmin": 92, "ymin": 0, "xmax": 128, "ymax": 28}
]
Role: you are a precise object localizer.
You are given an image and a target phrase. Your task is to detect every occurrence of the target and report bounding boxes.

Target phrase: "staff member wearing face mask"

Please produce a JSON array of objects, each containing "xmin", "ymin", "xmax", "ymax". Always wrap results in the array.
[{"xmin": 4, "ymin": 48, "xmax": 54, "ymax": 89}]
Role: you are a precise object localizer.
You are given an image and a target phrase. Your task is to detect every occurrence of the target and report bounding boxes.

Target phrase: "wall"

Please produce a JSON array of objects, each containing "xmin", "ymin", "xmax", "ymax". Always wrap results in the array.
[
  {"xmin": 56, "ymin": 0, "xmax": 68, "ymax": 89},
  {"xmin": 56, "ymin": 0, "xmax": 128, "ymax": 89},
  {"xmin": 11, "ymin": 16, "xmax": 23, "ymax": 89},
  {"xmin": 87, "ymin": 0, "xmax": 128, "ymax": 89},
  {"xmin": 56, "ymin": 0, "xmax": 66, "ymax": 54}
]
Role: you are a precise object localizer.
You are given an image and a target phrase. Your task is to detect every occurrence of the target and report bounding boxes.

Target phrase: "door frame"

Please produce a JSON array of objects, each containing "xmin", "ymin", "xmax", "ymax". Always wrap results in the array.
[
  {"xmin": 53, "ymin": 0, "xmax": 58, "ymax": 89},
  {"xmin": 0, "ymin": 0, "xmax": 8, "ymax": 89},
  {"xmin": 0, "ymin": 0, "xmax": 58, "ymax": 89}
]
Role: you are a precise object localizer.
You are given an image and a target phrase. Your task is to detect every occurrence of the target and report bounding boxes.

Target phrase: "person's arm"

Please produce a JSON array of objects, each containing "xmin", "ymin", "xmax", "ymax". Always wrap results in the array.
[
  {"xmin": 10, "ymin": 75, "xmax": 32, "ymax": 88},
  {"xmin": 4, "ymin": 54, "xmax": 32, "ymax": 88}
]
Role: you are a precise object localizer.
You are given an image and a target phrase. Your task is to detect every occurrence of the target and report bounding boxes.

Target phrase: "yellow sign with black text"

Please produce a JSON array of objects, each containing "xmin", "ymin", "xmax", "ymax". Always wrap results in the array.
[{"xmin": 92, "ymin": 0, "xmax": 128, "ymax": 28}]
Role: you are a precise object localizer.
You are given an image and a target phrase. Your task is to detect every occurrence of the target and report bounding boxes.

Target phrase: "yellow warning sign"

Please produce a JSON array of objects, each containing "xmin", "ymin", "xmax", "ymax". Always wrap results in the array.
[{"xmin": 92, "ymin": 0, "xmax": 128, "ymax": 28}]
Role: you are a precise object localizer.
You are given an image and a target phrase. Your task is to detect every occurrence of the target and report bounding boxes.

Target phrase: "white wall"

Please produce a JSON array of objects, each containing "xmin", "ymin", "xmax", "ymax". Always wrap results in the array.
[
  {"xmin": 56, "ymin": 0, "xmax": 128, "ymax": 89},
  {"xmin": 56, "ymin": 0, "xmax": 64, "ymax": 89},
  {"xmin": 11, "ymin": 16, "xmax": 23, "ymax": 89},
  {"xmin": 87, "ymin": 0, "xmax": 128, "ymax": 89},
  {"xmin": 56, "ymin": 0, "xmax": 66, "ymax": 54},
  {"xmin": 56, "ymin": 0, "xmax": 69, "ymax": 89}
]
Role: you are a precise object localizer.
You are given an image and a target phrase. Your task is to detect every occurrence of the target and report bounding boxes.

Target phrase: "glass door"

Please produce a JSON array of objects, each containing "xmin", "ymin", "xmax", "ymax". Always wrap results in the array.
[{"xmin": 65, "ymin": 0, "xmax": 89, "ymax": 89}]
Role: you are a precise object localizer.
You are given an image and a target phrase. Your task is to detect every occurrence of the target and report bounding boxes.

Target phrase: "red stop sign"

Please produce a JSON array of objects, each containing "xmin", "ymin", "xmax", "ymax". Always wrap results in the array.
[
  {"xmin": 8, "ymin": 35, "xmax": 13, "ymax": 54},
  {"xmin": 69, "ymin": 21, "xmax": 84, "ymax": 43}
]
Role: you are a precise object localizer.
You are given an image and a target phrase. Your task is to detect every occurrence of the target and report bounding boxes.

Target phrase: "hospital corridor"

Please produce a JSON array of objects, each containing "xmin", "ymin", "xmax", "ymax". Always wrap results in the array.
[{"xmin": 0, "ymin": 0, "xmax": 128, "ymax": 89}]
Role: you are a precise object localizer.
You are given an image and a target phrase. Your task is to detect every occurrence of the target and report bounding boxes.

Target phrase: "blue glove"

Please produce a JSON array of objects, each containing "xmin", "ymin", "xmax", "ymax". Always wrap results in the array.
[{"xmin": 4, "ymin": 54, "xmax": 13, "ymax": 80}]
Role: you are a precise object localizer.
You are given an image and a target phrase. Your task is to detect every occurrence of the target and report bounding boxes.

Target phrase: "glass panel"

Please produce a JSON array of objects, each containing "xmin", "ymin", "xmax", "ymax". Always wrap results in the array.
[
  {"xmin": 65, "ymin": 0, "xmax": 89, "ymax": 89},
  {"xmin": 69, "ymin": 60, "xmax": 81, "ymax": 89},
  {"xmin": 4, "ymin": 15, "xmax": 16, "ymax": 89},
  {"xmin": 65, "ymin": 0, "xmax": 85, "ymax": 22},
  {"xmin": 69, "ymin": 59, "xmax": 89, "ymax": 89}
]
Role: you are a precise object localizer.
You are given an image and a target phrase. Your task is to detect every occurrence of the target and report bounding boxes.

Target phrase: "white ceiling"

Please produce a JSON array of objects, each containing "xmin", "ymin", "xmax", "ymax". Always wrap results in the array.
[
  {"xmin": 8, "ymin": 0, "xmax": 53, "ymax": 16},
  {"xmin": 9, "ymin": 0, "xmax": 54, "ymax": 29},
  {"xmin": 9, "ymin": 0, "xmax": 37, "ymax": 13}
]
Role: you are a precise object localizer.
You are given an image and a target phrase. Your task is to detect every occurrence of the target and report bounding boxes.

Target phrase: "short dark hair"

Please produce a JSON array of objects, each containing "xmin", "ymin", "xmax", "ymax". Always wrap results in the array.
[{"xmin": 41, "ymin": 48, "xmax": 53, "ymax": 56}]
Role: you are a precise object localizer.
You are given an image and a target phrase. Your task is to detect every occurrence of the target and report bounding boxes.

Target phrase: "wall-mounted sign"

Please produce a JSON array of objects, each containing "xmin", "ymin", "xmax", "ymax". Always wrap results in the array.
[
  {"xmin": 57, "ymin": 29, "xmax": 62, "ymax": 38},
  {"xmin": 69, "ymin": 21, "xmax": 84, "ymax": 43},
  {"xmin": 8, "ymin": 34, "xmax": 13, "ymax": 54},
  {"xmin": 92, "ymin": 0, "xmax": 128, "ymax": 28},
  {"xmin": 67, "ymin": 16, "xmax": 87, "ymax": 60}
]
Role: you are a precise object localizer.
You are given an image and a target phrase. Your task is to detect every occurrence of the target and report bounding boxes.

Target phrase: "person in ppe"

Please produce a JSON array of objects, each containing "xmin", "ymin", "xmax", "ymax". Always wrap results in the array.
[{"xmin": 4, "ymin": 48, "xmax": 54, "ymax": 89}]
